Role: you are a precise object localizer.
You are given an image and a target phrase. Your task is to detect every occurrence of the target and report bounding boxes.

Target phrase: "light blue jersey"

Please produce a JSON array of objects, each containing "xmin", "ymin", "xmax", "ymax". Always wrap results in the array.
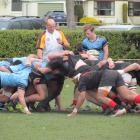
[
  {"xmin": 0, "ymin": 57, "xmax": 27, "ymax": 69},
  {"xmin": 82, "ymin": 36, "xmax": 108, "ymax": 60},
  {"xmin": 0, "ymin": 66, "xmax": 31, "ymax": 90},
  {"xmin": 9, "ymin": 63, "xmax": 30, "ymax": 73},
  {"xmin": 0, "ymin": 61, "xmax": 11, "ymax": 67},
  {"xmin": 12, "ymin": 57, "xmax": 27, "ymax": 64}
]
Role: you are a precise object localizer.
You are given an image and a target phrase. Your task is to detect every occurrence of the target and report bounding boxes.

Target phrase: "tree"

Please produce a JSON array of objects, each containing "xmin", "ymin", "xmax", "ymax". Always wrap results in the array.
[
  {"xmin": 74, "ymin": 5, "xmax": 84, "ymax": 22},
  {"xmin": 66, "ymin": 0, "xmax": 76, "ymax": 29},
  {"xmin": 122, "ymin": 3, "xmax": 128, "ymax": 24}
]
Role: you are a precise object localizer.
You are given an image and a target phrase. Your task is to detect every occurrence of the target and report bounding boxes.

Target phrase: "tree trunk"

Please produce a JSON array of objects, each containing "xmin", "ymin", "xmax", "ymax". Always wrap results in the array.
[{"xmin": 66, "ymin": 0, "xmax": 76, "ymax": 29}]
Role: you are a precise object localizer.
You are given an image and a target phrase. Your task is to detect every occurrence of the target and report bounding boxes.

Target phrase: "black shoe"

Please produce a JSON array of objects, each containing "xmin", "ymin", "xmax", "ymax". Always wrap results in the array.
[
  {"xmin": 36, "ymin": 104, "xmax": 51, "ymax": 112},
  {"xmin": 103, "ymin": 108, "xmax": 113, "ymax": 115}
]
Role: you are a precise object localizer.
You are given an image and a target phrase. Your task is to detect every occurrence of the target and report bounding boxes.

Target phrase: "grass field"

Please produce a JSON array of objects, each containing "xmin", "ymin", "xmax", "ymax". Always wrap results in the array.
[{"xmin": 0, "ymin": 79, "xmax": 140, "ymax": 140}]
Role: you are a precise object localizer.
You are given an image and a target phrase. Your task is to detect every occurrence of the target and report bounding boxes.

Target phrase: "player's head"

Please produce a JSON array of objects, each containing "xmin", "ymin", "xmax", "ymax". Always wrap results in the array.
[
  {"xmin": 29, "ymin": 69, "xmax": 44, "ymax": 84},
  {"xmin": 74, "ymin": 43, "xmax": 84, "ymax": 55}
]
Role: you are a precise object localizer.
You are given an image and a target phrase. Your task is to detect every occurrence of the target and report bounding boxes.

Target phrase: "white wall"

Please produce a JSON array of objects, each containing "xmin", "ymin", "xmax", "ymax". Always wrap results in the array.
[
  {"xmin": 83, "ymin": 0, "xmax": 115, "ymax": 24},
  {"xmin": 83, "ymin": 1, "xmax": 88, "ymax": 16},
  {"xmin": 22, "ymin": 3, "xmax": 38, "ymax": 16},
  {"xmin": 83, "ymin": 0, "xmax": 140, "ymax": 24},
  {"xmin": 83, "ymin": 1, "xmax": 94, "ymax": 17},
  {"xmin": 22, "ymin": 1, "xmax": 65, "ymax": 17},
  {"xmin": 0, "ymin": 0, "xmax": 65, "ymax": 17},
  {"xmin": 115, "ymin": 1, "xmax": 128, "ymax": 24},
  {"xmin": 0, "ymin": 0, "xmax": 22, "ymax": 16},
  {"xmin": 0, "ymin": 0, "xmax": 12, "ymax": 15},
  {"xmin": 128, "ymin": 17, "xmax": 140, "ymax": 24},
  {"xmin": 87, "ymin": 1, "xmax": 94, "ymax": 17},
  {"xmin": 93, "ymin": 1, "xmax": 126, "ymax": 24},
  {"xmin": 83, "ymin": 0, "xmax": 117, "ymax": 24}
]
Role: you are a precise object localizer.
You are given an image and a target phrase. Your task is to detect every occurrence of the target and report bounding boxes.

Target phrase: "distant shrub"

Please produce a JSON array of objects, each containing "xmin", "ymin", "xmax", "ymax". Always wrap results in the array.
[
  {"xmin": 0, "ymin": 30, "xmax": 140, "ymax": 59},
  {"xmin": 80, "ymin": 17, "xmax": 101, "ymax": 24}
]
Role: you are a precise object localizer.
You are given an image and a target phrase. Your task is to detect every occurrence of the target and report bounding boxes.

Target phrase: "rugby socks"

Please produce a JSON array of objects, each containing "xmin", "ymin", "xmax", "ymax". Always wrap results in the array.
[
  {"xmin": 108, "ymin": 100, "xmax": 117, "ymax": 108},
  {"xmin": 70, "ymin": 99, "xmax": 77, "ymax": 106},
  {"xmin": 113, "ymin": 97, "xmax": 122, "ymax": 105},
  {"xmin": 134, "ymin": 95, "xmax": 140, "ymax": 104},
  {"xmin": 102, "ymin": 104, "xmax": 108, "ymax": 110}
]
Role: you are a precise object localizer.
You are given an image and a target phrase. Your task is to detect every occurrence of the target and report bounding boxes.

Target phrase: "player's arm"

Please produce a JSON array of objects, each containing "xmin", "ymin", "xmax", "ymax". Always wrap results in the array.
[
  {"xmin": 122, "ymin": 63, "xmax": 140, "ymax": 73},
  {"xmin": 107, "ymin": 58, "xmax": 115, "ymax": 69},
  {"xmin": 116, "ymin": 63, "xmax": 140, "ymax": 75},
  {"xmin": 33, "ymin": 63, "xmax": 52, "ymax": 74},
  {"xmin": 0, "ymin": 66, "xmax": 11, "ymax": 73},
  {"xmin": 103, "ymin": 44, "xmax": 109, "ymax": 61},
  {"xmin": 68, "ymin": 91, "xmax": 86, "ymax": 117},
  {"xmin": 47, "ymin": 50, "xmax": 73, "ymax": 61},
  {"xmin": 98, "ymin": 38, "xmax": 109, "ymax": 66},
  {"xmin": 100, "ymin": 45, "xmax": 108, "ymax": 65}
]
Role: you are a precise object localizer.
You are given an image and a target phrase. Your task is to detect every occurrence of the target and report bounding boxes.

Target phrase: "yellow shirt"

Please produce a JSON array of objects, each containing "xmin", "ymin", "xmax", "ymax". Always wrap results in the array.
[{"xmin": 36, "ymin": 30, "xmax": 69, "ymax": 50}]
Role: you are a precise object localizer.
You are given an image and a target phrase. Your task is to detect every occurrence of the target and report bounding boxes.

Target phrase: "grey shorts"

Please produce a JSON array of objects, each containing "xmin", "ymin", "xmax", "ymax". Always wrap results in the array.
[{"xmin": 99, "ymin": 70, "xmax": 125, "ymax": 88}]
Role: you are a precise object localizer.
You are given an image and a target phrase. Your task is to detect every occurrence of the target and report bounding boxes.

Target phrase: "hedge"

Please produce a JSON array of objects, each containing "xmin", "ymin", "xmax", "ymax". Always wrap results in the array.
[{"xmin": 0, "ymin": 30, "xmax": 140, "ymax": 59}]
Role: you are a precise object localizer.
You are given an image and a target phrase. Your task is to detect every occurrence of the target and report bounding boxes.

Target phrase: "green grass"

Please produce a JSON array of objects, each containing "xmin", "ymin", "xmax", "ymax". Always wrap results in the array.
[{"xmin": 0, "ymin": 79, "xmax": 140, "ymax": 140}]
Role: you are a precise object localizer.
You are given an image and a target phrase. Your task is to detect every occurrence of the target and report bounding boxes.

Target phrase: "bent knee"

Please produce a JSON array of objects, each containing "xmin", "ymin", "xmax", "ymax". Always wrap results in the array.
[
  {"xmin": 96, "ymin": 95, "xmax": 105, "ymax": 103},
  {"xmin": 39, "ymin": 94, "xmax": 47, "ymax": 101},
  {"xmin": 132, "ymin": 63, "xmax": 140, "ymax": 70}
]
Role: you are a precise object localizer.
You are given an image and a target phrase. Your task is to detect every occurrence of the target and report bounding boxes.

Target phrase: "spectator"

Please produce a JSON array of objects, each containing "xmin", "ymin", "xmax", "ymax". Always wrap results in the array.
[
  {"xmin": 82, "ymin": 24, "xmax": 109, "ymax": 66},
  {"xmin": 36, "ymin": 18, "xmax": 69, "ymax": 67}
]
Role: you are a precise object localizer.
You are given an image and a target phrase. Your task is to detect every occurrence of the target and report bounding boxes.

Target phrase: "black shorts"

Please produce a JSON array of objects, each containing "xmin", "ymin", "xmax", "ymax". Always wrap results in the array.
[
  {"xmin": 84, "ymin": 60, "xmax": 99, "ymax": 66},
  {"xmin": 0, "ymin": 77, "xmax": 1, "ymax": 89},
  {"xmin": 136, "ymin": 70, "xmax": 140, "ymax": 85},
  {"xmin": 99, "ymin": 70, "xmax": 125, "ymax": 88},
  {"xmin": 76, "ymin": 65, "xmax": 98, "ymax": 74}
]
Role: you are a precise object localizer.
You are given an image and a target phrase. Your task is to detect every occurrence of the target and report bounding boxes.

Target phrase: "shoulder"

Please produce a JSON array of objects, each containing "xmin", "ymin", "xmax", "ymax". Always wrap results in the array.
[
  {"xmin": 58, "ymin": 30, "xmax": 64, "ymax": 34},
  {"xmin": 39, "ymin": 30, "xmax": 46, "ymax": 37},
  {"xmin": 97, "ymin": 36, "xmax": 108, "ymax": 46},
  {"xmin": 97, "ymin": 36, "xmax": 106, "ymax": 41},
  {"xmin": 57, "ymin": 30, "xmax": 66, "ymax": 38},
  {"xmin": 37, "ymin": 31, "xmax": 46, "ymax": 41},
  {"xmin": 82, "ymin": 38, "xmax": 88, "ymax": 44}
]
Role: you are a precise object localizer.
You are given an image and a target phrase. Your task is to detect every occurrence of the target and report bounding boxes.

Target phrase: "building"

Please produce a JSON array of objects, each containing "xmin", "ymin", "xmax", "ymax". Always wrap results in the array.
[
  {"xmin": 0, "ymin": 0, "xmax": 66, "ymax": 17},
  {"xmin": 0, "ymin": 0, "xmax": 140, "ymax": 24},
  {"xmin": 82, "ymin": 0, "xmax": 140, "ymax": 24}
]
